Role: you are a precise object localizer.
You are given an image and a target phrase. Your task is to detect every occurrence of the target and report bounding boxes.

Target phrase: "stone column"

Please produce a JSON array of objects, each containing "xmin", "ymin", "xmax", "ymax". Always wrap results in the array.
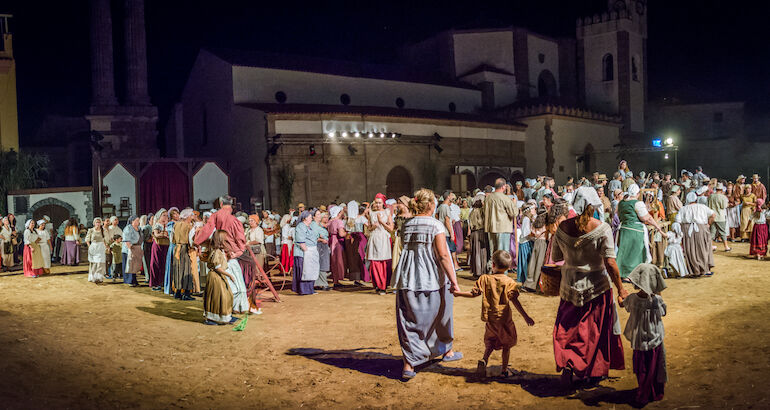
[
  {"xmin": 124, "ymin": 0, "xmax": 150, "ymax": 106},
  {"xmin": 90, "ymin": 0, "xmax": 117, "ymax": 106}
]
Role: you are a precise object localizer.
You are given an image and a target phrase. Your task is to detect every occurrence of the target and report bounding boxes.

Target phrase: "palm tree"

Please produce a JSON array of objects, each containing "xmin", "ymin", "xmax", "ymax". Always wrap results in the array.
[{"xmin": 0, "ymin": 149, "xmax": 50, "ymax": 214}]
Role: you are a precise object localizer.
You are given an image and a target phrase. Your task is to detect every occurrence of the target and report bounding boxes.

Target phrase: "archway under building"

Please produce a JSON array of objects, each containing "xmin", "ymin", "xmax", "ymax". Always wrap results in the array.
[
  {"xmin": 478, "ymin": 171, "xmax": 505, "ymax": 189},
  {"xmin": 30, "ymin": 198, "xmax": 77, "ymax": 229},
  {"xmin": 461, "ymin": 170, "xmax": 477, "ymax": 191},
  {"xmin": 537, "ymin": 70, "xmax": 557, "ymax": 98},
  {"xmin": 386, "ymin": 166, "xmax": 413, "ymax": 199}
]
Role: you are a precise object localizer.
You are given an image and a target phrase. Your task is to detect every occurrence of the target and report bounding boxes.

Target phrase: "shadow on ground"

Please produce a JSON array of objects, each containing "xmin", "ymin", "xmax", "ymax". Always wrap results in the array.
[{"xmin": 136, "ymin": 299, "xmax": 205, "ymax": 324}]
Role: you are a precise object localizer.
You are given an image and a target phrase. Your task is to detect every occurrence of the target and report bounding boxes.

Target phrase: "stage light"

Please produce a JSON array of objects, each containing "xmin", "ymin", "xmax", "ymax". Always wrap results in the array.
[
  {"xmin": 309, "ymin": 145, "xmax": 316, "ymax": 156},
  {"xmin": 328, "ymin": 132, "xmax": 335, "ymax": 138},
  {"xmin": 368, "ymin": 132, "xmax": 374, "ymax": 138},
  {"xmin": 354, "ymin": 132, "xmax": 360, "ymax": 138},
  {"xmin": 433, "ymin": 132, "xmax": 442, "ymax": 141},
  {"xmin": 347, "ymin": 144, "xmax": 358, "ymax": 155},
  {"xmin": 391, "ymin": 133, "xmax": 396, "ymax": 138},
  {"xmin": 433, "ymin": 143, "xmax": 443, "ymax": 153},
  {"xmin": 664, "ymin": 153, "xmax": 670, "ymax": 159},
  {"xmin": 665, "ymin": 137, "xmax": 674, "ymax": 145},
  {"xmin": 380, "ymin": 133, "xmax": 385, "ymax": 138},
  {"xmin": 342, "ymin": 132, "xmax": 348, "ymax": 138}
]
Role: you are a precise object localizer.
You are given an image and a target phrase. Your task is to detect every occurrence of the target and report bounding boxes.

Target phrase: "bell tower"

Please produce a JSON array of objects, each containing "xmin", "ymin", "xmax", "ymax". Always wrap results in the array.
[{"xmin": 577, "ymin": 0, "xmax": 647, "ymax": 144}]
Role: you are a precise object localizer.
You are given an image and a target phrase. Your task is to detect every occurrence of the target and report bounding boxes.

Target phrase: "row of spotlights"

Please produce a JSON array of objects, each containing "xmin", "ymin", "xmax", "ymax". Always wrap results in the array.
[{"xmin": 327, "ymin": 132, "xmax": 399, "ymax": 139}]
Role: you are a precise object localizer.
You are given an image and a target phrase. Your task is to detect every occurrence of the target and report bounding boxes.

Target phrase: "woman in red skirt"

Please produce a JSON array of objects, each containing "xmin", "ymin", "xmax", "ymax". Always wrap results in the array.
[
  {"xmin": 280, "ymin": 213, "xmax": 295, "ymax": 272},
  {"xmin": 749, "ymin": 198, "xmax": 768, "ymax": 260},
  {"xmin": 551, "ymin": 187, "xmax": 628, "ymax": 387}
]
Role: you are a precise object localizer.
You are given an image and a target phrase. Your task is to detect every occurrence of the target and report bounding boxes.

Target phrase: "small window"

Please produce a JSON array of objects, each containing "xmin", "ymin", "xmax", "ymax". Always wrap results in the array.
[
  {"xmin": 14, "ymin": 196, "xmax": 28, "ymax": 214},
  {"xmin": 395, "ymin": 97, "xmax": 405, "ymax": 108},
  {"xmin": 275, "ymin": 91, "xmax": 287, "ymax": 103},
  {"xmin": 714, "ymin": 112, "xmax": 723, "ymax": 123},
  {"xmin": 602, "ymin": 54, "xmax": 614, "ymax": 81},
  {"xmin": 340, "ymin": 93, "xmax": 351, "ymax": 105},
  {"xmin": 538, "ymin": 53, "xmax": 545, "ymax": 63},
  {"xmin": 631, "ymin": 56, "xmax": 639, "ymax": 81},
  {"xmin": 448, "ymin": 102, "xmax": 456, "ymax": 112}
]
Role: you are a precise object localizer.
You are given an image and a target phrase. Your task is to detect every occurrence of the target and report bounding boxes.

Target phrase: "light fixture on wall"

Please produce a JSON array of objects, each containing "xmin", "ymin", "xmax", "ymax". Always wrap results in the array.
[
  {"xmin": 327, "ymin": 132, "xmax": 335, "ymax": 138},
  {"xmin": 347, "ymin": 144, "xmax": 358, "ymax": 155},
  {"xmin": 354, "ymin": 132, "xmax": 360, "ymax": 138},
  {"xmin": 341, "ymin": 132, "xmax": 348, "ymax": 138},
  {"xmin": 433, "ymin": 132, "xmax": 443, "ymax": 141},
  {"xmin": 433, "ymin": 143, "xmax": 443, "ymax": 153},
  {"xmin": 368, "ymin": 132, "xmax": 374, "ymax": 138}
]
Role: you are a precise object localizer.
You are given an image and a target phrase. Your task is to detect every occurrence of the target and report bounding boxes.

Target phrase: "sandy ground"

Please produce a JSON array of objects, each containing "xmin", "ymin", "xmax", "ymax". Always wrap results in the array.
[{"xmin": 1, "ymin": 243, "xmax": 769, "ymax": 409}]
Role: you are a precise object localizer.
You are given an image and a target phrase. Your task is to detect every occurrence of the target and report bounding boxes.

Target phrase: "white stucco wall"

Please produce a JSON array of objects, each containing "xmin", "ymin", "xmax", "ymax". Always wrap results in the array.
[
  {"xmin": 522, "ymin": 116, "xmax": 620, "ymax": 182},
  {"xmin": 102, "ymin": 163, "xmax": 137, "ymax": 217},
  {"xmin": 527, "ymin": 34, "xmax": 560, "ymax": 97},
  {"xmin": 452, "ymin": 31, "xmax": 515, "ymax": 77},
  {"xmin": 583, "ymin": 31, "xmax": 618, "ymax": 114},
  {"xmin": 7, "ymin": 190, "xmax": 92, "ymax": 230},
  {"xmin": 232, "ymin": 66, "xmax": 481, "ymax": 114},
  {"xmin": 193, "ymin": 162, "xmax": 229, "ymax": 208}
]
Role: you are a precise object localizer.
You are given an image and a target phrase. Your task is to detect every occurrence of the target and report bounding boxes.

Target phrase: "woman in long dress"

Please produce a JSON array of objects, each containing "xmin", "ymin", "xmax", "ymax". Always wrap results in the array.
[
  {"xmin": 467, "ymin": 198, "xmax": 487, "ymax": 277},
  {"xmin": 664, "ymin": 222, "xmax": 688, "ymax": 277},
  {"xmin": 393, "ymin": 188, "xmax": 463, "ymax": 380},
  {"xmin": 292, "ymin": 210, "xmax": 316, "ymax": 295},
  {"xmin": 244, "ymin": 214, "xmax": 265, "ymax": 287},
  {"xmin": 726, "ymin": 182, "xmax": 742, "ymax": 241},
  {"xmin": 314, "ymin": 212, "xmax": 331, "ymax": 290},
  {"xmin": 0, "ymin": 217, "xmax": 14, "ymax": 270},
  {"xmin": 279, "ymin": 214, "xmax": 294, "ymax": 272},
  {"xmin": 203, "ymin": 230, "xmax": 236, "ymax": 325},
  {"xmin": 85, "ymin": 217, "xmax": 107, "ymax": 284},
  {"xmin": 22, "ymin": 220, "xmax": 44, "ymax": 278},
  {"xmin": 36, "ymin": 220, "xmax": 52, "ymax": 274},
  {"xmin": 141, "ymin": 214, "xmax": 153, "ymax": 280},
  {"xmin": 61, "ymin": 217, "xmax": 80, "ymax": 266},
  {"xmin": 516, "ymin": 203, "xmax": 536, "ymax": 283},
  {"xmin": 164, "ymin": 208, "xmax": 180, "ymax": 294},
  {"xmin": 344, "ymin": 202, "xmax": 368, "ymax": 284},
  {"xmin": 171, "ymin": 209, "xmax": 195, "ymax": 300},
  {"xmin": 523, "ymin": 200, "xmax": 569, "ymax": 292},
  {"xmin": 122, "ymin": 215, "xmax": 143, "ymax": 287},
  {"xmin": 366, "ymin": 194, "xmax": 394, "ymax": 294},
  {"xmin": 552, "ymin": 187, "xmax": 628, "ymax": 386},
  {"xmin": 676, "ymin": 192, "xmax": 716, "ymax": 277},
  {"xmin": 740, "ymin": 184, "xmax": 757, "ymax": 241},
  {"xmin": 616, "ymin": 184, "xmax": 663, "ymax": 279},
  {"xmin": 149, "ymin": 209, "xmax": 169, "ymax": 291},
  {"xmin": 327, "ymin": 206, "xmax": 347, "ymax": 289},
  {"xmin": 522, "ymin": 206, "xmax": 548, "ymax": 289}
]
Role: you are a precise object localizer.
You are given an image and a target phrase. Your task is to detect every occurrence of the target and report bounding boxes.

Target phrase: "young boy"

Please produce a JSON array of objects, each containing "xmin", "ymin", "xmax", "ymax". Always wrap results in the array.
[
  {"xmin": 455, "ymin": 250, "xmax": 535, "ymax": 378},
  {"xmin": 110, "ymin": 234, "xmax": 123, "ymax": 281}
]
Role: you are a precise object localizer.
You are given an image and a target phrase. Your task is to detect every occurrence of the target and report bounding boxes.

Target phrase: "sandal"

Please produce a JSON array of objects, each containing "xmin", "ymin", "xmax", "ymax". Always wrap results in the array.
[{"xmin": 442, "ymin": 351, "xmax": 463, "ymax": 362}]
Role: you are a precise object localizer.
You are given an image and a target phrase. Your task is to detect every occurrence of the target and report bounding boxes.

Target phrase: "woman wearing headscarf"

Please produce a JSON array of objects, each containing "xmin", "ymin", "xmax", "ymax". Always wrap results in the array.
[
  {"xmin": 314, "ymin": 211, "xmax": 332, "ymax": 291},
  {"xmin": 103, "ymin": 216, "xmax": 122, "ymax": 278},
  {"xmin": 149, "ymin": 209, "xmax": 169, "ymax": 291},
  {"xmin": 521, "ymin": 205, "xmax": 548, "ymax": 288},
  {"xmin": 675, "ymin": 192, "xmax": 716, "ymax": 277},
  {"xmin": 726, "ymin": 182, "xmax": 741, "ymax": 241},
  {"xmin": 61, "ymin": 217, "xmax": 80, "ymax": 266},
  {"xmin": 365, "ymin": 193, "xmax": 394, "ymax": 294},
  {"xmin": 141, "ymin": 214, "xmax": 153, "ymax": 278},
  {"xmin": 85, "ymin": 217, "xmax": 108, "ymax": 284},
  {"xmin": 35, "ymin": 220, "xmax": 52, "ymax": 274},
  {"xmin": 0, "ymin": 217, "xmax": 14, "ymax": 270},
  {"xmin": 740, "ymin": 184, "xmax": 757, "ymax": 242},
  {"xmin": 279, "ymin": 213, "xmax": 294, "ymax": 272},
  {"xmin": 23, "ymin": 220, "xmax": 44, "ymax": 278},
  {"xmin": 345, "ymin": 201, "xmax": 368, "ymax": 284},
  {"xmin": 552, "ymin": 186, "xmax": 628, "ymax": 387},
  {"xmin": 122, "ymin": 215, "xmax": 143, "ymax": 287},
  {"xmin": 616, "ymin": 184, "xmax": 663, "ymax": 279},
  {"xmin": 327, "ymin": 205, "xmax": 348, "ymax": 289},
  {"xmin": 393, "ymin": 189, "xmax": 462, "ymax": 380},
  {"xmin": 467, "ymin": 196, "xmax": 487, "ymax": 277},
  {"xmin": 172, "ymin": 209, "xmax": 196, "ymax": 300},
  {"xmin": 292, "ymin": 209, "xmax": 316, "ymax": 295},
  {"xmin": 164, "ymin": 208, "xmax": 180, "ymax": 294},
  {"xmin": 391, "ymin": 196, "xmax": 412, "ymax": 276},
  {"xmin": 516, "ymin": 202, "xmax": 537, "ymax": 283},
  {"xmin": 244, "ymin": 214, "xmax": 265, "ymax": 287}
]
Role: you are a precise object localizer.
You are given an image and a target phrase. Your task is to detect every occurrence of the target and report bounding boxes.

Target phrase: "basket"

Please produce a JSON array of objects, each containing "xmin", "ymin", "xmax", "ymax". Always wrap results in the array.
[{"xmin": 539, "ymin": 265, "xmax": 562, "ymax": 297}]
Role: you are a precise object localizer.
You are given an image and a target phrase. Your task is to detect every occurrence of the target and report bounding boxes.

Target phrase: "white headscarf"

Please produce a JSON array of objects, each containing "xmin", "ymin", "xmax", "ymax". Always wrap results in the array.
[
  {"xmin": 571, "ymin": 186, "xmax": 603, "ymax": 217},
  {"xmin": 671, "ymin": 222, "xmax": 682, "ymax": 235},
  {"xmin": 179, "ymin": 208, "xmax": 195, "ymax": 220},
  {"xmin": 37, "ymin": 219, "xmax": 46, "ymax": 227},
  {"xmin": 347, "ymin": 200, "xmax": 359, "ymax": 219},
  {"xmin": 329, "ymin": 205, "xmax": 342, "ymax": 219},
  {"xmin": 626, "ymin": 183, "xmax": 641, "ymax": 198},
  {"xmin": 686, "ymin": 192, "xmax": 698, "ymax": 204}
]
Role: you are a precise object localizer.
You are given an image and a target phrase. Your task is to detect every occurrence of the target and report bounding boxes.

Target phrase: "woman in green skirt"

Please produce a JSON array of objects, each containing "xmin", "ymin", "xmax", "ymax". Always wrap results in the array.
[{"xmin": 616, "ymin": 184, "xmax": 664, "ymax": 279}]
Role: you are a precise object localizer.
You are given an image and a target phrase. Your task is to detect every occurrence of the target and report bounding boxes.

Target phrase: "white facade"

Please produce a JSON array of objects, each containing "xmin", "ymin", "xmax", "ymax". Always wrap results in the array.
[
  {"xmin": 193, "ymin": 162, "xmax": 229, "ymax": 208},
  {"xmin": 527, "ymin": 34, "xmax": 561, "ymax": 97},
  {"xmin": 102, "ymin": 163, "xmax": 137, "ymax": 217},
  {"xmin": 7, "ymin": 188, "xmax": 93, "ymax": 231}
]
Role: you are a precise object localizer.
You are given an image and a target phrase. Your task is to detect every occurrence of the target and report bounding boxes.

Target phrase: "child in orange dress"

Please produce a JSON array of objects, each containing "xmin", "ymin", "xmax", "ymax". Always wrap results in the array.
[{"xmin": 455, "ymin": 250, "xmax": 535, "ymax": 377}]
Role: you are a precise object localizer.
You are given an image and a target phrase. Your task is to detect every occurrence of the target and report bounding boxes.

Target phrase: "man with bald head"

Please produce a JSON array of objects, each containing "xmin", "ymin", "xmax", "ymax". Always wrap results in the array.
[{"xmin": 483, "ymin": 178, "xmax": 518, "ymax": 258}]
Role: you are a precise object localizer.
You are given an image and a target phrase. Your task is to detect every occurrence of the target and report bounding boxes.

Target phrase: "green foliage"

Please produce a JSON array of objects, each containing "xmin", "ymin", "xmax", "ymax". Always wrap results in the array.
[
  {"xmin": 0, "ymin": 149, "xmax": 50, "ymax": 214},
  {"xmin": 276, "ymin": 163, "xmax": 295, "ymax": 213}
]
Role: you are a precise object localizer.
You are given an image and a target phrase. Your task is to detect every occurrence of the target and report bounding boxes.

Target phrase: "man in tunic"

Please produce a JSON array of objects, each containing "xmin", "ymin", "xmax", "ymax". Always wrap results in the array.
[
  {"xmin": 751, "ymin": 174, "xmax": 767, "ymax": 202},
  {"xmin": 708, "ymin": 184, "xmax": 730, "ymax": 252},
  {"xmin": 483, "ymin": 178, "xmax": 518, "ymax": 255}
]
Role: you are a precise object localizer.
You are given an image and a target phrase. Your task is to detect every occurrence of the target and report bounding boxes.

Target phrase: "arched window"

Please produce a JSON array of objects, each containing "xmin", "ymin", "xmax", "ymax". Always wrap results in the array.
[
  {"xmin": 602, "ymin": 54, "xmax": 614, "ymax": 81},
  {"xmin": 386, "ymin": 166, "xmax": 413, "ymax": 198},
  {"xmin": 537, "ymin": 70, "xmax": 557, "ymax": 98}
]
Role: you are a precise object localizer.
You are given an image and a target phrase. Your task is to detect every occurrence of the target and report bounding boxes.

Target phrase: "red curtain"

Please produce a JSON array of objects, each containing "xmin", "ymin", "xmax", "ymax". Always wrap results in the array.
[{"xmin": 140, "ymin": 162, "xmax": 190, "ymax": 214}]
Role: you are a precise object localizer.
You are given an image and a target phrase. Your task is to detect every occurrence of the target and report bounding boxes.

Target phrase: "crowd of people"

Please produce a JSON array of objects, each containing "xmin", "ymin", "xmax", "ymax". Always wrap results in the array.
[{"xmin": 7, "ymin": 160, "xmax": 769, "ymax": 405}]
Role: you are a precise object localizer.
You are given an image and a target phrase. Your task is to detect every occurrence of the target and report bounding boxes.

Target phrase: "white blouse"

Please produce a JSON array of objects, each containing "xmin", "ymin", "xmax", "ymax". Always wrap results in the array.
[
  {"xmin": 281, "ymin": 224, "xmax": 294, "ymax": 245},
  {"xmin": 23, "ymin": 229, "xmax": 39, "ymax": 245},
  {"xmin": 552, "ymin": 222, "xmax": 616, "ymax": 307},
  {"xmin": 675, "ymin": 203, "xmax": 714, "ymax": 225}
]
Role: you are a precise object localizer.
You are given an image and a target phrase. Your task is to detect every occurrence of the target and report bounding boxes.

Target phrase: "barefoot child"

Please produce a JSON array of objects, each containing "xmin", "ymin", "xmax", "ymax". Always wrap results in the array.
[
  {"xmin": 620, "ymin": 263, "xmax": 667, "ymax": 405},
  {"xmin": 454, "ymin": 250, "xmax": 535, "ymax": 378}
]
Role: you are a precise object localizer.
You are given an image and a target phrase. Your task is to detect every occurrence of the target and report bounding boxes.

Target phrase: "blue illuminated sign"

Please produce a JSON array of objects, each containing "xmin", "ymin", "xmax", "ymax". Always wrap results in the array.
[{"xmin": 651, "ymin": 139, "xmax": 662, "ymax": 147}]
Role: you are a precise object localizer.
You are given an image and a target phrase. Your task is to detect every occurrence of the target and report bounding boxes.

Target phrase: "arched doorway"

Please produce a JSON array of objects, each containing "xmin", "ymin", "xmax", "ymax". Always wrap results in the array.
[
  {"xmin": 461, "ymin": 171, "xmax": 477, "ymax": 191},
  {"xmin": 537, "ymin": 70, "xmax": 557, "ymax": 98},
  {"xmin": 32, "ymin": 203, "xmax": 73, "ymax": 229},
  {"xmin": 510, "ymin": 170, "xmax": 525, "ymax": 185},
  {"xmin": 478, "ymin": 171, "xmax": 505, "ymax": 189},
  {"xmin": 386, "ymin": 166, "xmax": 413, "ymax": 198}
]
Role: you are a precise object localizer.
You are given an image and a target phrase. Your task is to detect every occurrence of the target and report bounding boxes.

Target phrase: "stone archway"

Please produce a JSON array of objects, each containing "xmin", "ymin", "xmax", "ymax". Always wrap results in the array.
[
  {"xmin": 29, "ymin": 197, "xmax": 78, "ymax": 229},
  {"xmin": 537, "ymin": 70, "xmax": 557, "ymax": 98},
  {"xmin": 461, "ymin": 170, "xmax": 477, "ymax": 191},
  {"xmin": 386, "ymin": 166, "xmax": 413, "ymax": 199}
]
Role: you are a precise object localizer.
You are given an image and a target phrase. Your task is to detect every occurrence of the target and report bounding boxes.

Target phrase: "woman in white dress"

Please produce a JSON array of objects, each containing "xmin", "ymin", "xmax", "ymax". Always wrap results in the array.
[
  {"xmin": 0, "ymin": 217, "xmax": 14, "ymax": 270},
  {"xmin": 664, "ymin": 222, "xmax": 688, "ymax": 277},
  {"xmin": 365, "ymin": 194, "xmax": 394, "ymax": 294},
  {"xmin": 85, "ymin": 217, "xmax": 107, "ymax": 284},
  {"xmin": 36, "ymin": 220, "xmax": 52, "ymax": 274}
]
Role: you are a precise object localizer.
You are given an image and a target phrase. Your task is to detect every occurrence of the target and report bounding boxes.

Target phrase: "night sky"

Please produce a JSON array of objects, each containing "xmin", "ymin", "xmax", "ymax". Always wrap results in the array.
[{"xmin": 5, "ymin": 0, "xmax": 770, "ymax": 140}]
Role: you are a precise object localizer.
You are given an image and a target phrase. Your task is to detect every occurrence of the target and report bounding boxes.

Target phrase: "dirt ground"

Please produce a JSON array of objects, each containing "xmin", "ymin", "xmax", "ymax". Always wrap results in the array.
[{"xmin": 1, "ymin": 243, "xmax": 769, "ymax": 409}]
